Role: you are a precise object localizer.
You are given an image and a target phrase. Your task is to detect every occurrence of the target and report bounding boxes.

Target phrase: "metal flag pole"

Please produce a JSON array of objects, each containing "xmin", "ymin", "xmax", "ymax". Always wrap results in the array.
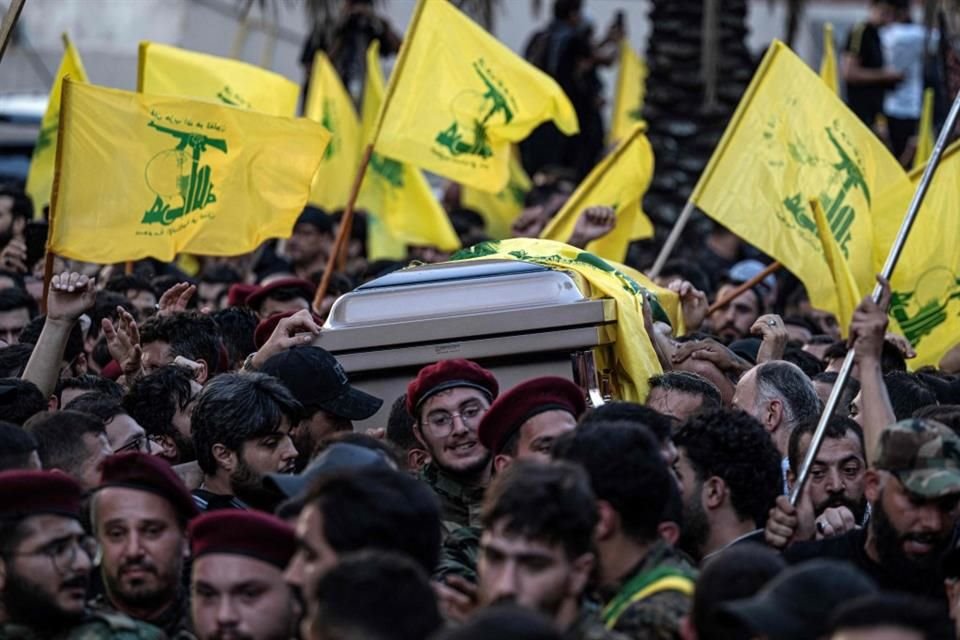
[
  {"xmin": 791, "ymin": 88, "xmax": 960, "ymax": 506},
  {"xmin": 0, "ymin": 0, "xmax": 26, "ymax": 64}
]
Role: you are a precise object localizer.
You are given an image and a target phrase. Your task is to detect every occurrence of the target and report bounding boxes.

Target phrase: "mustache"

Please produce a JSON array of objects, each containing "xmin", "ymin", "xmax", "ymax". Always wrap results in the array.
[
  {"xmin": 61, "ymin": 575, "xmax": 89, "ymax": 591},
  {"xmin": 901, "ymin": 531, "xmax": 945, "ymax": 545},
  {"xmin": 120, "ymin": 560, "xmax": 157, "ymax": 575}
]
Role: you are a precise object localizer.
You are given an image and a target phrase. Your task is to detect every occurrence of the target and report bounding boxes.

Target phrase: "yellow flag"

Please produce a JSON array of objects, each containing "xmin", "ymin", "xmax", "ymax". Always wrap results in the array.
[
  {"xmin": 25, "ymin": 34, "xmax": 87, "ymax": 216},
  {"xmin": 875, "ymin": 143, "xmax": 960, "ymax": 368},
  {"xmin": 541, "ymin": 124, "xmax": 654, "ymax": 262},
  {"xmin": 691, "ymin": 40, "xmax": 906, "ymax": 319},
  {"xmin": 820, "ymin": 23, "xmax": 839, "ymax": 94},
  {"xmin": 461, "ymin": 149, "xmax": 531, "ymax": 239},
  {"xmin": 913, "ymin": 88, "xmax": 935, "ymax": 171},
  {"xmin": 373, "ymin": 0, "xmax": 578, "ymax": 192},
  {"xmin": 357, "ymin": 41, "xmax": 460, "ymax": 259},
  {"xmin": 452, "ymin": 238, "xmax": 662, "ymax": 402},
  {"xmin": 138, "ymin": 42, "xmax": 299, "ymax": 117},
  {"xmin": 811, "ymin": 200, "xmax": 862, "ymax": 334},
  {"xmin": 304, "ymin": 52, "xmax": 361, "ymax": 211},
  {"xmin": 609, "ymin": 40, "xmax": 646, "ymax": 144},
  {"xmin": 50, "ymin": 80, "xmax": 330, "ymax": 263}
]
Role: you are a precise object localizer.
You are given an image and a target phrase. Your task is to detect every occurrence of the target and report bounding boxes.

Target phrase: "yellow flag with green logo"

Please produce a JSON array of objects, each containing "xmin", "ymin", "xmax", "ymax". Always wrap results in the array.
[
  {"xmin": 609, "ymin": 40, "xmax": 646, "ymax": 144},
  {"xmin": 461, "ymin": 149, "xmax": 531, "ymax": 239},
  {"xmin": 913, "ymin": 88, "xmax": 935, "ymax": 170},
  {"xmin": 811, "ymin": 199, "xmax": 862, "ymax": 334},
  {"xmin": 373, "ymin": 0, "xmax": 578, "ymax": 193},
  {"xmin": 138, "ymin": 42, "xmax": 299, "ymax": 117},
  {"xmin": 691, "ymin": 40, "xmax": 906, "ymax": 319},
  {"xmin": 26, "ymin": 34, "xmax": 87, "ymax": 217},
  {"xmin": 357, "ymin": 41, "xmax": 460, "ymax": 260},
  {"xmin": 452, "ymin": 237, "xmax": 663, "ymax": 402},
  {"xmin": 875, "ymin": 142, "xmax": 960, "ymax": 368},
  {"xmin": 820, "ymin": 23, "xmax": 839, "ymax": 94},
  {"xmin": 304, "ymin": 51, "xmax": 361, "ymax": 211},
  {"xmin": 541, "ymin": 124, "xmax": 654, "ymax": 262},
  {"xmin": 49, "ymin": 79, "xmax": 330, "ymax": 263}
]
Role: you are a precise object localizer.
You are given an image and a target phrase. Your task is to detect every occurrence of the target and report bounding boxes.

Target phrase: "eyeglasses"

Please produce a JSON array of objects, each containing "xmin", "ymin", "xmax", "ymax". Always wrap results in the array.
[
  {"xmin": 114, "ymin": 434, "xmax": 148, "ymax": 454},
  {"xmin": 422, "ymin": 402, "xmax": 487, "ymax": 437},
  {"xmin": 8, "ymin": 535, "xmax": 98, "ymax": 574}
]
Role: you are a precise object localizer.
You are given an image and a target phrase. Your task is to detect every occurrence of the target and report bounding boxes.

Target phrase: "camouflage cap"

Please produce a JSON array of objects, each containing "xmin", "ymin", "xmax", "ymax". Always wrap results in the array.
[{"xmin": 873, "ymin": 418, "xmax": 960, "ymax": 498}]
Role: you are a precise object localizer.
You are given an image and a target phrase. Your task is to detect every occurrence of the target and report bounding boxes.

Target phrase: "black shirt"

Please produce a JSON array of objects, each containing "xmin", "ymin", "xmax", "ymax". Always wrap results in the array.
[{"xmin": 845, "ymin": 22, "xmax": 887, "ymax": 126}]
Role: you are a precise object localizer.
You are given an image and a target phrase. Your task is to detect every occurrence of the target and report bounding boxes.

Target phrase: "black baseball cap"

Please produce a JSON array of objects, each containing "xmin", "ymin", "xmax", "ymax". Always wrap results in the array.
[
  {"xmin": 264, "ymin": 442, "xmax": 394, "ymax": 498},
  {"xmin": 259, "ymin": 346, "xmax": 383, "ymax": 420}
]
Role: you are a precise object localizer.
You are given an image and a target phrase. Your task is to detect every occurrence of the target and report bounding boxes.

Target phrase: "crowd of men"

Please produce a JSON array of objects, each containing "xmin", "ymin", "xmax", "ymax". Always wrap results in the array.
[{"xmin": 0, "ymin": 0, "xmax": 958, "ymax": 637}]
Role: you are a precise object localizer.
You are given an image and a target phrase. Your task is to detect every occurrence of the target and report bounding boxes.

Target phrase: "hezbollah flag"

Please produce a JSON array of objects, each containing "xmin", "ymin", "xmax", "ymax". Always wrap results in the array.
[
  {"xmin": 373, "ymin": 0, "xmax": 578, "ymax": 193},
  {"xmin": 358, "ymin": 41, "xmax": 460, "ymax": 259},
  {"xmin": 820, "ymin": 23, "xmax": 839, "ymax": 94},
  {"xmin": 452, "ymin": 238, "xmax": 663, "ymax": 402},
  {"xmin": 811, "ymin": 200, "xmax": 862, "ymax": 334},
  {"xmin": 138, "ymin": 42, "xmax": 299, "ymax": 117},
  {"xmin": 609, "ymin": 40, "xmax": 646, "ymax": 144},
  {"xmin": 913, "ymin": 88, "xmax": 935, "ymax": 170},
  {"xmin": 49, "ymin": 79, "xmax": 330, "ymax": 263},
  {"xmin": 540, "ymin": 123, "xmax": 654, "ymax": 262},
  {"xmin": 874, "ymin": 142, "xmax": 960, "ymax": 368},
  {"xmin": 304, "ymin": 51, "xmax": 361, "ymax": 211},
  {"xmin": 25, "ymin": 34, "xmax": 88, "ymax": 216},
  {"xmin": 461, "ymin": 149, "xmax": 531, "ymax": 239},
  {"xmin": 691, "ymin": 40, "xmax": 906, "ymax": 322}
]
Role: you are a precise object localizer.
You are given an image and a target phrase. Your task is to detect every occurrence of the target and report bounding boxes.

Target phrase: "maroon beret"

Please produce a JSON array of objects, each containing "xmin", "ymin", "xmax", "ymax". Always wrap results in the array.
[
  {"xmin": 98, "ymin": 453, "xmax": 199, "ymax": 522},
  {"xmin": 0, "ymin": 470, "xmax": 83, "ymax": 520},
  {"xmin": 254, "ymin": 309, "xmax": 324, "ymax": 350},
  {"xmin": 245, "ymin": 278, "xmax": 316, "ymax": 312},
  {"xmin": 478, "ymin": 377, "xmax": 586, "ymax": 454},
  {"xmin": 227, "ymin": 283, "xmax": 258, "ymax": 308},
  {"xmin": 189, "ymin": 511, "xmax": 295, "ymax": 569},
  {"xmin": 406, "ymin": 359, "xmax": 499, "ymax": 417}
]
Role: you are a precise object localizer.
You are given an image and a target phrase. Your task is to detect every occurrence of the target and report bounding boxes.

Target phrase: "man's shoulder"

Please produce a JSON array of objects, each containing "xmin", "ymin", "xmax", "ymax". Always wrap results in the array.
[
  {"xmin": 64, "ymin": 611, "xmax": 167, "ymax": 640},
  {"xmin": 566, "ymin": 610, "xmax": 630, "ymax": 640},
  {"xmin": 434, "ymin": 525, "xmax": 481, "ymax": 583},
  {"xmin": 612, "ymin": 590, "xmax": 689, "ymax": 640}
]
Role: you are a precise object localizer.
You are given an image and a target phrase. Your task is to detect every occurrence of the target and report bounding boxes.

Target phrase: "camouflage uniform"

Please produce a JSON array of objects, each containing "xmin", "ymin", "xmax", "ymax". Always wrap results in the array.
[
  {"xmin": 434, "ymin": 525, "xmax": 481, "ymax": 583},
  {"xmin": 597, "ymin": 541, "xmax": 696, "ymax": 640},
  {"xmin": 564, "ymin": 607, "xmax": 631, "ymax": 640},
  {"xmin": 0, "ymin": 610, "xmax": 166, "ymax": 639},
  {"xmin": 88, "ymin": 593, "xmax": 193, "ymax": 639},
  {"xmin": 421, "ymin": 463, "xmax": 485, "ymax": 537}
]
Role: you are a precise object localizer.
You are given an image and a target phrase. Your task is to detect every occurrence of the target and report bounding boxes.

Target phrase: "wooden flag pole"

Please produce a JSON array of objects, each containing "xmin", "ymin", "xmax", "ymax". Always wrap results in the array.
[
  {"xmin": 313, "ymin": 144, "xmax": 374, "ymax": 312},
  {"xmin": 0, "ymin": 0, "xmax": 26, "ymax": 64},
  {"xmin": 705, "ymin": 260, "xmax": 781, "ymax": 316},
  {"xmin": 648, "ymin": 200, "xmax": 695, "ymax": 279},
  {"xmin": 41, "ymin": 73, "xmax": 72, "ymax": 315}
]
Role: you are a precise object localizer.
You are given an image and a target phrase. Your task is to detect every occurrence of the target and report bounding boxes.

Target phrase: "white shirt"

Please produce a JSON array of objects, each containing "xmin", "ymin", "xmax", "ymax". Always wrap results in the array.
[{"xmin": 880, "ymin": 23, "xmax": 936, "ymax": 118}]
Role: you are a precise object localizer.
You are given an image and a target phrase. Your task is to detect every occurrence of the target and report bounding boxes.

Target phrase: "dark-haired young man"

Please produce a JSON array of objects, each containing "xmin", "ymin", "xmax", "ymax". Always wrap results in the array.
[
  {"xmin": 0, "ymin": 286, "xmax": 34, "ymax": 345},
  {"xmin": 646, "ymin": 372, "xmax": 723, "ymax": 423},
  {"xmin": 190, "ymin": 373, "xmax": 301, "ymax": 512},
  {"xmin": 24, "ymin": 410, "xmax": 113, "ymax": 490},
  {"xmin": 0, "ymin": 421, "xmax": 40, "ymax": 471},
  {"xmin": 553, "ymin": 421, "xmax": 695, "ymax": 638},
  {"xmin": 140, "ymin": 311, "xmax": 222, "ymax": 383},
  {"xmin": 477, "ymin": 460, "xmax": 626, "ymax": 639},
  {"xmin": 64, "ymin": 392, "xmax": 156, "ymax": 456},
  {"xmin": 124, "ymin": 365, "xmax": 201, "ymax": 463},
  {"xmin": 672, "ymin": 409, "xmax": 782, "ymax": 563}
]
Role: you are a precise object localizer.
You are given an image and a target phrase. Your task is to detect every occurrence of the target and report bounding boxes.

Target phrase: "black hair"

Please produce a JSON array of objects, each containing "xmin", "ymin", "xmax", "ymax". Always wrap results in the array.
[
  {"xmin": 24, "ymin": 410, "xmax": 106, "ymax": 475},
  {"xmin": 579, "ymin": 401, "xmax": 673, "ymax": 443},
  {"xmin": 0, "ymin": 420, "xmax": 38, "ymax": 471},
  {"xmin": 658, "ymin": 259, "xmax": 711, "ymax": 298},
  {"xmin": 648, "ymin": 371, "xmax": 723, "ymax": 413},
  {"xmin": 0, "ymin": 184, "xmax": 34, "ymax": 221},
  {"xmin": 87, "ymin": 291, "xmax": 136, "ymax": 340},
  {"xmin": 191, "ymin": 372, "xmax": 302, "ymax": 474},
  {"xmin": 18, "ymin": 314, "xmax": 84, "ymax": 364},
  {"xmin": 303, "ymin": 467, "xmax": 442, "ymax": 573},
  {"xmin": 211, "ymin": 306, "xmax": 257, "ymax": 370},
  {"xmin": 386, "ymin": 394, "xmax": 418, "ymax": 452},
  {"xmin": 914, "ymin": 404, "xmax": 960, "ymax": 436},
  {"xmin": 308, "ymin": 551, "xmax": 443, "ymax": 640},
  {"xmin": 0, "ymin": 378, "xmax": 46, "ymax": 426},
  {"xmin": 552, "ymin": 420, "xmax": 670, "ymax": 542},
  {"xmin": 433, "ymin": 605, "xmax": 561, "ymax": 640},
  {"xmin": 787, "ymin": 415, "xmax": 864, "ymax": 475},
  {"xmin": 827, "ymin": 593, "xmax": 950, "ymax": 640},
  {"xmin": 823, "ymin": 341, "xmax": 849, "ymax": 363},
  {"xmin": 691, "ymin": 544, "xmax": 786, "ymax": 640},
  {"xmin": 55, "ymin": 375, "xmax": 123, "ymax": 405},
  {"xmin": 675, "ymin": 410, "xmax": 782, "ymax": 527},
  {"xmin": 783, "ymin": 346, "xmax": 825, "ymax": 378},
  {"xmin": 0, "ymin": 286, "xmax": 36, "ymax": 318},
  {"xmin": 0, "ymin": 343, "xmax": 33, "ymax": 378},
  {"xmin": 481, "ymin": 460, "xmax": 597, "ymax": 559},
  {"xmin": 0, "ymin": 269, "xmax": 25, "ymax": 291},
  {"xmin": 123, "ymin": 365, "xmax": 195, "ymax": 441},
  {"xmin": 552, "ymin": 0, "xmax": 582, "ymax": 21},
  {"xmin": 200, "ymin": 264, "xmax": 242, "ymax": 285},
  {"xmin": 104, "ymin": 274, "xmax": 157, "ymax": 298},
  {"xmin": 140, "ymin": 312, "xmax": 222, "ymax": 375},
  {"xmin": 884, "ymin": 371, "xmax": 938, "ymax": 420},
  {"xmin": 63, "ymin": 392, "xmax": 128, "ymax": 424}
]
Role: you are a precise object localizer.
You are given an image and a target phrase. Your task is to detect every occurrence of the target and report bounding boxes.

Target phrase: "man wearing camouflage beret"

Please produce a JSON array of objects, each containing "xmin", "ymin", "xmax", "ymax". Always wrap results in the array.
[{"xmin": 769, "ymin": 418, "xmax": 960, "ymax": 609}]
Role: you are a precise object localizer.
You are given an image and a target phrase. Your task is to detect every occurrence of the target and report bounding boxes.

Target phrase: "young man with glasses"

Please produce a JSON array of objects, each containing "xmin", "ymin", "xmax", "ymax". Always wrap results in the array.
[
  {"xmin": 0, "ymin": 470, "xmax": 164, "ymax": 638},
  {"xmin": 406, "ymin": 359, "xmax": 500, "ymax": 536}
]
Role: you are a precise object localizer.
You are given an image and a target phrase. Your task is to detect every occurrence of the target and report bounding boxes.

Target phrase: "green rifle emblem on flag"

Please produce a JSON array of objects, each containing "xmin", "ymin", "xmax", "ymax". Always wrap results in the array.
[
  {"xmin": 216, "ymin": 86, "xmax": 252, "ymax": 109},
  {"xmin": 142, "ymin": 121, "xmax": 228, "ymax": 226},
  {"xmin": 369, "ymin": 152, "xmax": 404, "ymax": 189},
  {"xmin": 436, "ymin": 60, "xmax": 515, "ymax": 159},
  {"xmin": 890, "ymin": 268, "xmax": 960, "ymax": 346}
]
